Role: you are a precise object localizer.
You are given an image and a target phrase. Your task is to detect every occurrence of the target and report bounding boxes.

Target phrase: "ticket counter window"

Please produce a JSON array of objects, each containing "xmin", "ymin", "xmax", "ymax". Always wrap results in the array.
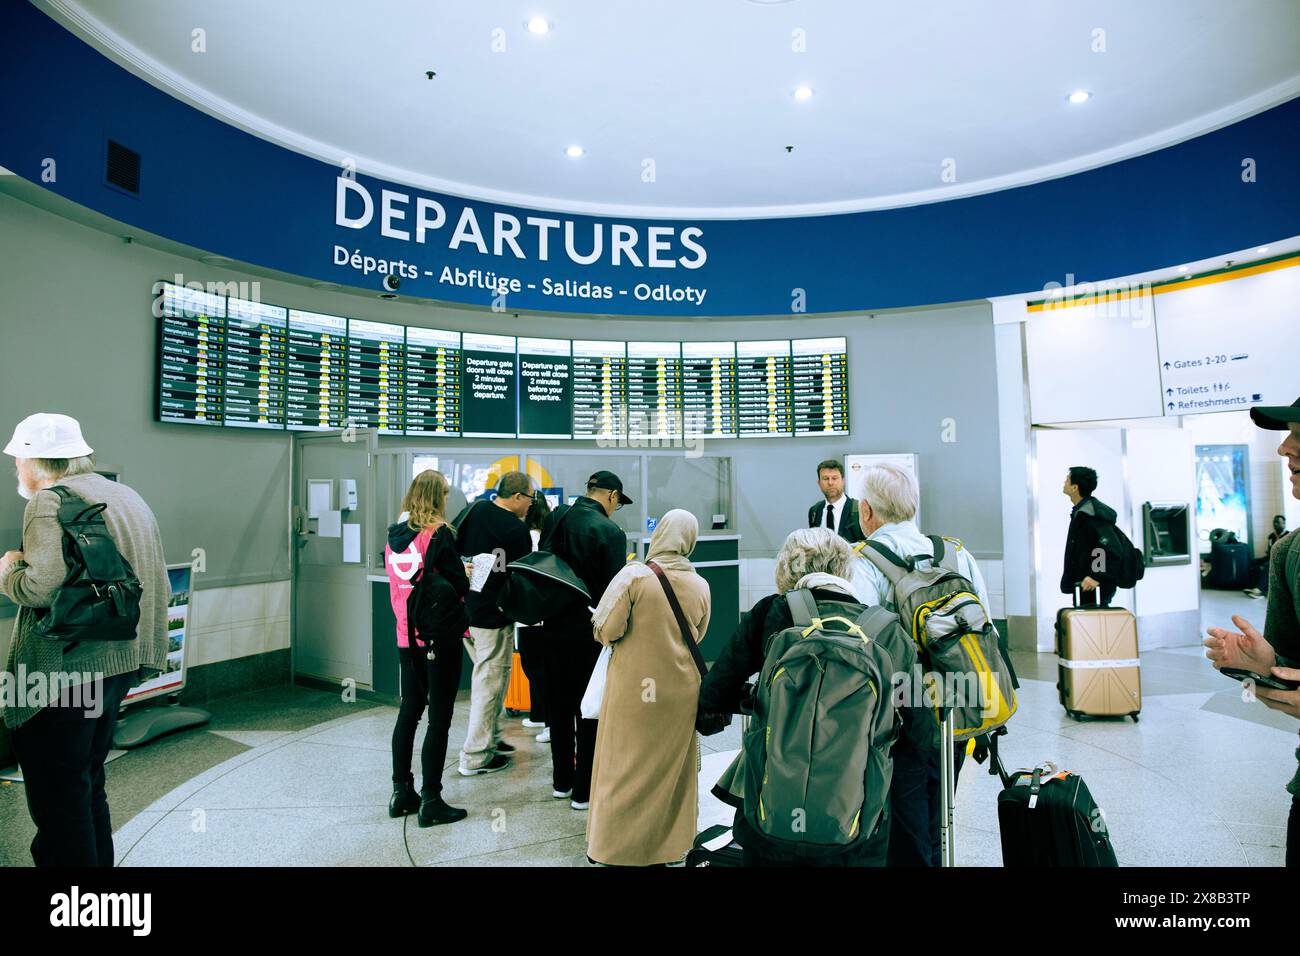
[
  {"xmin": 646, "ymin": 456, "xmax": 733, "ymax": 535},
  {"xmin": 523, "ymin": 454, "xmax": 643, "ymax": 546}
]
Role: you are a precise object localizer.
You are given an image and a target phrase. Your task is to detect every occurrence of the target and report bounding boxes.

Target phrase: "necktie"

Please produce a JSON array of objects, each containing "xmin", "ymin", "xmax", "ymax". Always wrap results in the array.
[{"xmin": 827, "ymin": 502, "xmax": 835, "ymax": 531}]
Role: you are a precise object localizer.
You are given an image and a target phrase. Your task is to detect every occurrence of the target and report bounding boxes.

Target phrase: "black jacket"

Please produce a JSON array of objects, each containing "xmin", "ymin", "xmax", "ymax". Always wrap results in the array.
[
  {"xmin": 453, "ymin": 500, "xmax": 533, "ymax": 629},
  {"xmin": 539, "ymin": 496, "xmax": 627, "ymax": 620},
  {"xmin": 1060, "ymin": 496, "xmax": 1120, "ymax": 594},
  {"xmin": 808, "ymin": 497, "xmax": 864, "ymax": 543}
]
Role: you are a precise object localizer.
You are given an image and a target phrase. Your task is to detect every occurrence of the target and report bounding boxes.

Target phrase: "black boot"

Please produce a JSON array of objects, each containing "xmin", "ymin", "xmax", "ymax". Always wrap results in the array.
[
  {"xmin": 388, "ymin": 781, "xmax": 420, "ymax": 818},
  {"xmin": 418, "ymin": 792, "xmax": 468, "ymax": 828}
]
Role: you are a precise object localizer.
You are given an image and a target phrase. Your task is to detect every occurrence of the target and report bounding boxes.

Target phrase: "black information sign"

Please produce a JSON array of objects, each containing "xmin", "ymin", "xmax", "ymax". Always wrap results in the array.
[
  {"xmin": 224, "ymin": 297, "xmax": 287, "ymax": 430},
  {"xmin": 736, "ymin": 339, "xmax": 792, "ymax": 438},
  {"xmin": 572, "ymin": 340, "xmax": 627, "ymax": 439},
  {"xmin": 518, "ymin": 337, "xmax": 573, "ymax": 439},
  {"xmin": 461, "ymin": 332, "xmax": 518, "ymax": 438},
  {"xmin": 405, "ymin": 326, "xmax": 462, "ymax": 436},
  {"xmin": 792, "ymin": 336, "xmax": 850, "ymax": 436},
  {"xmin": 286, "ymin": 309, "xmax": 348, "ymax": 430},
  {"xmin": 682, "ymin": 341, "xmax": 737, "ymax": 438},
  {"xmin": 627, "ymin": 341, "xmax": 682, "ymax": 439},
  {"xmin": 347, "ymin": 319, "xmax": 405, "ymax": 434},
  {"xmin": 158, "ymin": 284, "xmax": 226, "ymax": 426}
]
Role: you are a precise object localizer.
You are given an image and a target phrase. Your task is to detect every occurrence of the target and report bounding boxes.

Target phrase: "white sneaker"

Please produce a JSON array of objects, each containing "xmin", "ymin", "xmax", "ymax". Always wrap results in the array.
[
  {"xmin": 521, "ymin": 718, "xmax": 545, "ymax": 728},
  {"xmin": 536, "ymin": 728, "xmax": 551, "ymax": 743},
  {"xmin": 571, "ymin": 800, "xmax": 590, "ymax": 811},
  {"xmin": 552, "ymin": 789, "xmax": 572, "ymax": 799}
]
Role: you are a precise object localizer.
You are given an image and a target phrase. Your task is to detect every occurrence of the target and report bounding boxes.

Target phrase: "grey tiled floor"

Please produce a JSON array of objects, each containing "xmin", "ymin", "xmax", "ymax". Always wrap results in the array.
[
  {"xmin": 101, "ymin": 647, "xmax": 1295, "ymax": 867},
  {"xmin": 2, "ymin": 629, "xmax": 1294, "ymax": 866}
]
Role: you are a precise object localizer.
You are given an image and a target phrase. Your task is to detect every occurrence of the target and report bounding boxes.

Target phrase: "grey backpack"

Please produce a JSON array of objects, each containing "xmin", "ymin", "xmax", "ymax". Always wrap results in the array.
[
  {"xmin": 858, "ymin": 535, "xmax": 1017, "ymax": 741},
  {"xmin": 741, "ymin": 591, "xmax": 901, "ymax": 859}
]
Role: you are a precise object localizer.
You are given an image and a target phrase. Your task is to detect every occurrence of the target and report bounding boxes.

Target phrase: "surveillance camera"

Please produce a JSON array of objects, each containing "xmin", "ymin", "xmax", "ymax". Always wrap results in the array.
[{"xmin": 383, "ymin": 274, "xmax": 401, "ymax": 292}]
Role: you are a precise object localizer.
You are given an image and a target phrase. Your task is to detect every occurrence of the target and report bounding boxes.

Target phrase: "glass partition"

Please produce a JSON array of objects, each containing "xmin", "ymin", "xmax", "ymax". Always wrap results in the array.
[
  {"xmin": 646, "ymin": 456, "xmax": 734, "ymax": 538},
  {"xmin": 523, "ymin": 452, "xmax": 644, "ymax": 546}
]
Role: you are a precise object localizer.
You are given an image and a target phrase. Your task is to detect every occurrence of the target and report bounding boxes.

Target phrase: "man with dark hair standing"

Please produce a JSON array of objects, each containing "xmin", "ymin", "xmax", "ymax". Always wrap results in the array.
[
  {"xmin": 808, "ymin": 459, "xmax": 863, "ymax": 543},
  {"xmin": 539, "ymin": 471, "xmax": 629, "ymax": 810},
  {"xmin": 1061, "ymin": 465, "xmax": 1119, "ymax": 607},
  {"xmin": 455, "ymin": 470, "xmax": 535, "ymax": 776}
]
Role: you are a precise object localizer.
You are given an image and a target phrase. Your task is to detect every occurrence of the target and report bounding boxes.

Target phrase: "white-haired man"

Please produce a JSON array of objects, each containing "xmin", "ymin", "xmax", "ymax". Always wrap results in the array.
[
  {"xmin": 0, "ymin": 413, "xmax": 169, "ymax": 866},
  {"xmin": 847, "ymin": 463, "xmax": 994, "ymax": 867}
]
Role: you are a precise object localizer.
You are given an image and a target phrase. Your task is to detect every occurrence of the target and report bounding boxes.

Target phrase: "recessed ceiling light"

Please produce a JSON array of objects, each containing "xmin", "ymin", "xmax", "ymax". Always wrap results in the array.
[
  {"xmin": 527, "ymin": 16, "xmax": 550, "ymax": 34},
  {"xmin": 565, "ymin": 145, "xmax": 584, "ymax": 158},
  {"xmin": 1177, "ymin": 265, "xmax": 1189, "ymax": 273},
  {"xmin": 200, "ymin": 254, "xmax": 231, "ymax": 265},
  {"xmin": 794, "ymin": 85, "xmax": 813, "ymax": 101},
  {"xmin": 1067, "ymin": 89, "xmax": 1091, "ymax": 104},
  {"xmin": 1257, "ymin": 246, "xmax": 1270, "ymax": 253}
]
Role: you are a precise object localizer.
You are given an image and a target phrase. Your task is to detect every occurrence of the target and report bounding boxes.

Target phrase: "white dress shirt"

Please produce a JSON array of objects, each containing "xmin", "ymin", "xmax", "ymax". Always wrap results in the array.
[{"xmin": 822, "ymin": 494, "xmax": 847, "ymax": 534}]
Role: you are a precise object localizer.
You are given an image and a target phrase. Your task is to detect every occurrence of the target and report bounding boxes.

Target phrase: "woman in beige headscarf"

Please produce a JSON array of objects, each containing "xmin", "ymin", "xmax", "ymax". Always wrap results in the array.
[{"xmin": 587, "ymin": 509, "xmax": 711, "ymax": 866}]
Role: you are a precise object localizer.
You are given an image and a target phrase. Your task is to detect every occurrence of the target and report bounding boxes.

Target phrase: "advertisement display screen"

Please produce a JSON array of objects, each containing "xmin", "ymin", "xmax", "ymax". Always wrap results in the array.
[
  {"xmin": 125, "ymin": 564, "xmax": 192, "ymax": 704},
  {"xmin": 224, "ymin": 297, "xmax": 287, "ymax": 430},
  {"xmin": 518, "ymin": 337, "xmax": 572, "ymax": 439},
  {"xmin": 461, "ymin": 332, "xmax": 518, "ymax": 438},
  {"xmin": 158, "ymin": 283, "xmax": 226, "ymax": 426}
]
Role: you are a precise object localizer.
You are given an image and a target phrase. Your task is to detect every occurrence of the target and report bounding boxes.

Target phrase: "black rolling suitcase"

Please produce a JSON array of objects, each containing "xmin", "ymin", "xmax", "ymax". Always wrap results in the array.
[
  {"xmin": 979, "ymin": 730, "xmax": 1118, "ymax": 867},
  {"xmin": 686, "ymin": 824, "xmax": 744, "ymax": 867},
  {"xmin": 1208, "ymin": 538, "xmax": 1253, "ymax": 589}
]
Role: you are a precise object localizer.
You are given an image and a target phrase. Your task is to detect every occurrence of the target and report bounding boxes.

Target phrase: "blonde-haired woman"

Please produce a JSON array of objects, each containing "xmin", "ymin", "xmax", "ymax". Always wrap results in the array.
[
  {"xmin": 587, "ymin": 509, "xmax": 711, "ymax": 866},
  {"xmin": 385, "ymin": 469, "xmax": 470, "ymax": 827}
]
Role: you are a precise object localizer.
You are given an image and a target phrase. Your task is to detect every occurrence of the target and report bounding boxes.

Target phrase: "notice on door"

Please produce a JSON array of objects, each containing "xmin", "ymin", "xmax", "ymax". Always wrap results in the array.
[{"xmin": 461, "ymin": 332, "xmax": 518, "ymax": 438}]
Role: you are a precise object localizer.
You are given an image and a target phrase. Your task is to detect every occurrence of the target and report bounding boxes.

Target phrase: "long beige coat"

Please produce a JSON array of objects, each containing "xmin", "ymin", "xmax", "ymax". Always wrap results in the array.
[{"xmin": 587, "ymin": 565, "xmax": 711, "ymax": 866}]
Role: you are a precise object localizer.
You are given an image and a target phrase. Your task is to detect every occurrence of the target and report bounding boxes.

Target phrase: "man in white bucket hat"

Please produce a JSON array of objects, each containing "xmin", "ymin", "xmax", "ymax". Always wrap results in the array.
[{"xmin": 1, "ymin": 413, "xmax": 169, "ymax": 867}]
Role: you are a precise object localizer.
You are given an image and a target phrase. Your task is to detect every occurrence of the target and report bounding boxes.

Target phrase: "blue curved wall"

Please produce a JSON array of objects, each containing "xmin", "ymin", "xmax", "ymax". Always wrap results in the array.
[{"xmin": 2, "ymin": 0, "xmax": 1298, "ymax": 316}]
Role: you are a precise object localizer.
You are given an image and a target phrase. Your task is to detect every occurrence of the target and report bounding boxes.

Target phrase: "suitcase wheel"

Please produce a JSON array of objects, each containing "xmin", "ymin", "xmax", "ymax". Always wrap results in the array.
[
  {"xmin": 1065, "ymin": 709, "xmax": 1080, "ymax": 721},
  {"xmin": 1130, "ymin": 713, "xmax": 1140, "ymax": 723}
]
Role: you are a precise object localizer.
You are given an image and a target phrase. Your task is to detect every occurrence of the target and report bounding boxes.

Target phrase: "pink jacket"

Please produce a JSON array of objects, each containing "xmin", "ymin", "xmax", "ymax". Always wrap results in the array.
[{"xmin": 386, "ymin": 526, "xmax": 434, "ymax": 648}]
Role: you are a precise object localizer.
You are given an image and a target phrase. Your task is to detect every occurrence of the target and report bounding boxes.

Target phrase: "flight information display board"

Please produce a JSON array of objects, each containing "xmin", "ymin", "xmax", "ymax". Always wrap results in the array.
[
  {"xmin": 792, "ymin": 336, "xmax": 850, "ymax": 436},
  {"xmin": 518, "ymin": 337, "xmax": 573, "ymax": 439},
  {"xmin": 224, "ymin": 297, "xmax": 287, "ymax": 430},
  {"xmin": 347, "ymin": 319, "xmax": 405, "ymax": 434},
  {"xmin": 627, "ymin": 341, "xmax": 682, "ymax": 439},
  {"xmin": 286, "ymin": 309, "xmax": 348, "ymax": 430},
  {"xmin": 158, "ymin": 284, "xmax": 226, "ymax": 426},
  {"xmin": 736, "ymin": 339, "xmax": 792, "ymax": 437},
  {"xmin": 462, "ymin": 332, "xmax": 518, "ymax": 438},
  {"xmin": 572, "ymin": 340, "xmax": 627, "ymax": 439},
  {"xmin": 405, "ymin": 326, "xmax": 462, "ymax": 436},
  {"xmin": 682, "ymin": 341, "xmax": 737, "ymax": 438},
  {"xmin": 154, "ymin": 282, "xmax": 849, "ymax": 441}
]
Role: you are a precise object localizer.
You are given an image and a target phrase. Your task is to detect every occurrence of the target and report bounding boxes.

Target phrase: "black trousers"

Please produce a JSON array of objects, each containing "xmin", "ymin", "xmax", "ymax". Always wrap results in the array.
[
  {"xmin": 543, "ymin": 619, "xmax": 600, "ymax": 802},
  {"xmin": 517, "ymin": 625, "xmax": 547, "ymax": 724},
  {"xmin": 888, "ymin": 735, "xmax": 968, "ymax": 867},
  {"xmin": 11, "ymin": 670, "xmax": 135, "ymax": 867},
  {"xmin": 1288, "ymin": 793, "xmax": 1299, "ymax": 868},
  {"xmin": 391, "ymin": 638, "xmax": 463, "ymax": 794}
]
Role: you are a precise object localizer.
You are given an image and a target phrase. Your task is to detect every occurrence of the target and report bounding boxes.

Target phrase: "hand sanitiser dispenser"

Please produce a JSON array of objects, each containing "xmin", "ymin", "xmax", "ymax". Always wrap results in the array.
[{"xmin": 340, "ymin": 479, "xmax": 358, "ymax": 511}]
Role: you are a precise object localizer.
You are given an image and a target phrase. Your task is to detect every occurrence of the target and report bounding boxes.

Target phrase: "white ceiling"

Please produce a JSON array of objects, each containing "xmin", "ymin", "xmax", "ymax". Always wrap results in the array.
[{"xmin": 38, "ymin": 0, "xmax": 1300, "ymax": 218}]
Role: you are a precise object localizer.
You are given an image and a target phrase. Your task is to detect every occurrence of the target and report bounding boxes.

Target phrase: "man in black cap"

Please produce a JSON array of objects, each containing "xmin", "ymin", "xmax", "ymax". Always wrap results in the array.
[
  {"xmin": 538, "ymin": 471, "xmax": 630, "ymax": 809},
  {"xmin": 1205, "ymin": 397, "xmax": 1300, "ymax": 867}
]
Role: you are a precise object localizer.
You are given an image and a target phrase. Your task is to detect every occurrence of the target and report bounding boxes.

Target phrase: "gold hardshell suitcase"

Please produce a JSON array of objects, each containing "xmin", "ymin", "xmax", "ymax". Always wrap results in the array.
[{"xmin": 1056, "ymin": 599, "xmax": 1141, "ymax": 722}]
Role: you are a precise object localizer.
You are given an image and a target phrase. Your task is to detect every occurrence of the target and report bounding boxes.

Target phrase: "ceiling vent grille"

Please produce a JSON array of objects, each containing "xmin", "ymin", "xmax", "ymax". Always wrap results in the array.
[{"xmin": 105, "ymin": 140, "xmax": 141, "ymax": 195}]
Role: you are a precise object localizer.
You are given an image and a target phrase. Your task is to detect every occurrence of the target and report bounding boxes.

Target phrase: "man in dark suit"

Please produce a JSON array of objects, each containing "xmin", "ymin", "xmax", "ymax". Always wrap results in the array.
[{"xmin": 807, "ymin": 459, "xmax": 864, "ymax": 543}]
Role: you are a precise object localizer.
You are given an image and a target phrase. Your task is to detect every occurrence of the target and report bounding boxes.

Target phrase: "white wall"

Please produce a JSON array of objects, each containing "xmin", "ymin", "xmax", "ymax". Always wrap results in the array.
[{"xmin": 1127, "ymin": 426, "xmax": 1201, "ymax": 634}]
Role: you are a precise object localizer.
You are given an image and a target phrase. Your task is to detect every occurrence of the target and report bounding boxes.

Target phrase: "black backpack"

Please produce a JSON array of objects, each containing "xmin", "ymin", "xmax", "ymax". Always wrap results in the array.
[
  {"xmin": 1097, "ymin": 523, "xmax": 1145, "ymax": 589},
  {"xmin": 31, "ymin": 486, "xmax": 142, "ymax": 642},
  {"xmin": 405, "ymin": 531, "xmax": 469, "ymax": 652}
]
